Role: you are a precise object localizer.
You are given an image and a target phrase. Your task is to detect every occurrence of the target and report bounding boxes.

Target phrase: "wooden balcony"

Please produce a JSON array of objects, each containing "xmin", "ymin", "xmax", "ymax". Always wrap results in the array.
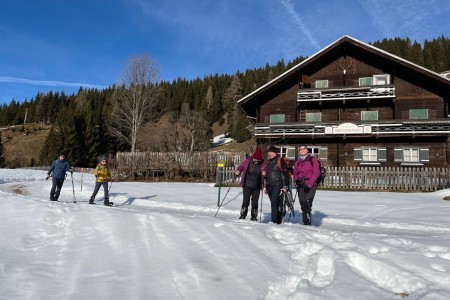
[
  {"xmin": 297, "ymin": 84, "xmax": 395, "ymax": 102},
  {"xmin": 254, "ymin": 120, "xmax": 450, "ymax": 137}
]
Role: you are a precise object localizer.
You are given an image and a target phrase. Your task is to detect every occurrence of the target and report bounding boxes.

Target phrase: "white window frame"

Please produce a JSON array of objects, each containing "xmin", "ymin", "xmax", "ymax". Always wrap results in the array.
[
  {"xmin": 315, "ymin": 80, "xmax": 329, "ymax": 88},
  {"xmin": 373, "ymin": 74, "xmax": 390, "ymax": 85},
  {"xmin": 278, "ymin": 146, "xmax": 296, "ymax": 160},
  {"xmin": 354, "ymin": 147, "xmax": 386, "ymax": 164},
  {"xmin": 403, "ymin": 149, "xmax": 419, "ymax": 162},
  {"xmin": 362, "ymin": 148, "xmax": 378, "ymax": 162},
  {"xmin": 394, "ymin": 147, "xmax": 429, "ymax": 165}
]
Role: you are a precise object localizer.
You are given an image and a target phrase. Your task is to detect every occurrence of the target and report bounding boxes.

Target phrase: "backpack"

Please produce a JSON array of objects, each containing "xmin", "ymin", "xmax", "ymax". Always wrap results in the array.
[
  {"xmin": 277, "ymin": 157, "xmax": 293, "ymax": 179},
  {"xmin": 308, "ymin": 156, "xmax": 326, "ymax": 186}
]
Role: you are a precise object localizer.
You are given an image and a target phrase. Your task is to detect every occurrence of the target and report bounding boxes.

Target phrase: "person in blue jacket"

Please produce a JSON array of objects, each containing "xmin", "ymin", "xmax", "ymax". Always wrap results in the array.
[{"xmin": 47, "ymin": 152, "xmax": 72, "ymax": 201}]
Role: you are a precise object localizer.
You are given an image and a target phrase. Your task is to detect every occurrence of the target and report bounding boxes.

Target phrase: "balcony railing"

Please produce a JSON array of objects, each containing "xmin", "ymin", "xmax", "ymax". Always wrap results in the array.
[
  {"xmin": 254, "ymin": 120, "xmax": 450, "ymax": 137},
  {"xmin": 297, "ymin": 84, "xmax": 395, "ymax": 102}
]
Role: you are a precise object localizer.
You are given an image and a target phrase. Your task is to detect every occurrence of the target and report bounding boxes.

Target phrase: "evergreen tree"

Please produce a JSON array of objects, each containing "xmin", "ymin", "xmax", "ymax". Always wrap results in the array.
[{"xmin": 230, "ymin": 113, "xmax": 251, "ymax": 142}]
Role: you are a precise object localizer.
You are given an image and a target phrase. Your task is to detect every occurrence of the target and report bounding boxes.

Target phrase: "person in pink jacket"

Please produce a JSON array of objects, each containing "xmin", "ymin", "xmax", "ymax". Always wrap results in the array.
[
  {"xmin": 235, "ymin": 148, "xmax": 267, "ymax": 221},
  {"xmin": 293, "ymin": 145, "xmax": 320, "ymax": 225}
]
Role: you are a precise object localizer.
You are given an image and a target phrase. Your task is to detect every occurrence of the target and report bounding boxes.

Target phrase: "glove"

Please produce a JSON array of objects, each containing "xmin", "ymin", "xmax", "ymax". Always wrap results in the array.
[
  {"xmin": 296, "ymin": 178, "xmax": 304, "ymax": 188},
  {"xmin": 45, "ymin": 176, "xmax": 50, "ymax": 180},
  {"xmin": 69, "ymin": 168, "xmax": 74, "ymax": 174}
]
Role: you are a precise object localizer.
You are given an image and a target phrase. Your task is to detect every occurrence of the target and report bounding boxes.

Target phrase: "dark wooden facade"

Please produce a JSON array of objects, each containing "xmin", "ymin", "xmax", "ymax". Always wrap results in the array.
[{"xmin": 238, "ymin": 35, "xmax": 450, "ymax": 168}]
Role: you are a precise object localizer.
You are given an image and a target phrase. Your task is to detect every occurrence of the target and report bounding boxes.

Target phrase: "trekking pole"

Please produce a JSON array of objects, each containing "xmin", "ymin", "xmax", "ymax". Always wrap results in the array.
[
  {"xmin": 259, "ymin": 189, "xmax": 263, "ymax": 222},
  {"xmin": 71, "ymin": 172, "xmax": 76, "ymax": 203},
  {"xmin": 214, "ymin": 176, "xmax": 237, "ymax": 217},
  {"xmin": 288, "ymin": 189, "xmax": 298, "ymax": 222}
]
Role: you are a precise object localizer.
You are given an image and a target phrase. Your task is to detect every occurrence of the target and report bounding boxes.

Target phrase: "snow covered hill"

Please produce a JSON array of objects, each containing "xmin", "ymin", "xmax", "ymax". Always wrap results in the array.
[{"xmin": 1, "ymin": 169, "xmax": 450, "ymax": 299}]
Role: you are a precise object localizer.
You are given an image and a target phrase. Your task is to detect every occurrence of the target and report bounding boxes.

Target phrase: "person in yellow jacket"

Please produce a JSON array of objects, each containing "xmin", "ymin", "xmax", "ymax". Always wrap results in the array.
[{"xmin": 89, "ymin": 156, "xmax": 113, "ymax": 206}]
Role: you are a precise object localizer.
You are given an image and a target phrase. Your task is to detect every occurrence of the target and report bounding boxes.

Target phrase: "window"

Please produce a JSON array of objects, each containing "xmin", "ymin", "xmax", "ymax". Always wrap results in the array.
[
  {"xmin": 409, "ymin": 109, "xmax": 428, "ymax": 120},
  {"xmin": 362, "ymin": 148, "xmax": 377, "ymax": 161},
  {"xmin": 354, "ymin": 147, "xmax": 386, "ymax": 163},
  {"xmin": 404, "ymin": 149, "xmax": 419, "ymax": 162},
  {"xmin": 373, "ymin": 74, "xmax": 390, "ymax": 85},
  {"xmin": 361, "ymin": 111, "xmax": 378, "ymax": 121},
  {"xmin": 315, "ymin": 80, "xmax": 328, "ymax": 88},
  {"xmin": 394, "ymin": 148, "xmax": 429, "ymax": 164},
  {"xmin": 308, "ymin": 146, "xmax": 328, "ymax": 160},
  {"xmin": 270, "ymin": 114, "xmax": 285, "ymax": 123},
  {"xmin": 278, "ymin": 146, "xmax": 296, "ymax": 160},
  {"xmin": 306, "ymin": 112, "xmax": 321, "ymax": 122},
  {"xmin": 359, "ymin": 77, "xmax": 373, "ymax": 86}
]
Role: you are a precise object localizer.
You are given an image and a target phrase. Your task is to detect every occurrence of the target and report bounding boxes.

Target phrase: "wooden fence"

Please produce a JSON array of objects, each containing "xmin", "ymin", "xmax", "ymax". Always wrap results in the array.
[
  {"xmin": 217, "ymin": 166, "xmax": 450, "ymax": 192},
  {"xmin": 113, "ymin": 151, "xmax": 449, "ymax": 191},
  {"xmin": 113, "ymin": 151, "xmax": 246, "ymax": 181}
]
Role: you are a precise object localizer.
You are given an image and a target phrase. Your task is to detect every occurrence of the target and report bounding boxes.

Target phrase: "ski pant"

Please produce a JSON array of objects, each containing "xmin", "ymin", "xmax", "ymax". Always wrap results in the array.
[
  {"xmin": 91, "ymin": 182, "xmax": 109, "ymax": 200},
  {"xmin": 241, "ymin": 186, "xmax": 260, "ymax": 218},
  {"xmin": 297, "ymin": 185, "xmax": 317, "ymax": 224},
  {"xmin": 50, "ymin": 177, "xmax": 65, "ymax": 200},
  {"xmin": 267, "ymin": 185, "xmax": 282, "ymax": 224}
]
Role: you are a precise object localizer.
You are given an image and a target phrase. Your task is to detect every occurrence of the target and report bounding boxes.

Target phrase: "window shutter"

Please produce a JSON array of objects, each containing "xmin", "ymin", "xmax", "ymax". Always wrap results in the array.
[
  {"xmin": 354, "ymin": 148, "xmax": 362, "ymax": 161},
  {"xmin": 394, "ymin": 148, "xmax": 403, "ymax": 162},
  {"xmin": 377, "ymin": 148, "xmax": 386, "ymax": 161},
  {"xmin": 419, "ymin": 149, "xmax": 429, "ymax": 162},
  {"xmin": 319, "ymin": 147, "xmax": 328, "ymax": 160}
]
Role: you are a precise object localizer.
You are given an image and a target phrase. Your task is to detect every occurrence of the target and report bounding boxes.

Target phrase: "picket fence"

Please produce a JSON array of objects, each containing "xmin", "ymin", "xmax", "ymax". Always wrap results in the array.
[{"xmin": 217, "ymin": 166, "xmax": 450, "ymax": 192}]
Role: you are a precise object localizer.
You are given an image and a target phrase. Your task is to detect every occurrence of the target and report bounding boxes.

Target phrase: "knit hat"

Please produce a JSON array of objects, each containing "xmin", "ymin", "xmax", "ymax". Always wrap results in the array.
[
  {"xmin": 252, "ymin": 148, "xmax": 262, "ymax": 160},
  {"xmin": 100, "ymin": 155, "xmax": 107, "ymax": 162},
  {"xmin": 299, "ymin": 144, "xmax": 308, "ymax": 151},
  {"xmin": 267, "ymin": 146, "xmax": 278, "ymax": 154}
]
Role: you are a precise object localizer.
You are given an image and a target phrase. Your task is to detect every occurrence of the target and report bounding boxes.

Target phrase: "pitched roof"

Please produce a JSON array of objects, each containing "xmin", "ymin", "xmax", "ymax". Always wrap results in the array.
[{"xmin": 238, "ymin": 35, "xmax": 450, "ymax": 107}]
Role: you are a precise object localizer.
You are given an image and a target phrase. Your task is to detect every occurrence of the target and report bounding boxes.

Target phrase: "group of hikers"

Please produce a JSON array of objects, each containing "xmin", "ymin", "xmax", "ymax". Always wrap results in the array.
[
  {"xmin": 46, "ymin": 145, "xmax": 320, "ymax": 223},
  {"xmin": 235, "ymin": 145, "xmax": 320, "ymax": 225},
  {"xmin": 46, "ymin": 153, "xmax": 113, "ymax": 206}
]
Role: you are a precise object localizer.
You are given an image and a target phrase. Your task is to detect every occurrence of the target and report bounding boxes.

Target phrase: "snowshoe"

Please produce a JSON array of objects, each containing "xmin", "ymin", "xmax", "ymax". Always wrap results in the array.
[{"xmin": 104, "ymin": 201, "xmax": 114, "ymax": 206}]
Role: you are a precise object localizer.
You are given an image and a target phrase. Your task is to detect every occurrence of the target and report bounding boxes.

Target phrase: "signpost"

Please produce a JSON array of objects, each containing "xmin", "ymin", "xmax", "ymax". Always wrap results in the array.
[{"xmin": 217, "ymin": 159, "xmax": 224, "ymax": 207}]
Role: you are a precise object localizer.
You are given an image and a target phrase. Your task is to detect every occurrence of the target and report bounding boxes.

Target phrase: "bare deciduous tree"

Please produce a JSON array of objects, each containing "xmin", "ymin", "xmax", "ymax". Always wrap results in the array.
[
  {"xmin": 179, "ymin": 103, "xmax": 212, "ymax": 152},
  {"xmin": 109, "ymin": 54, "xmax": 160, "ymax": 152}
]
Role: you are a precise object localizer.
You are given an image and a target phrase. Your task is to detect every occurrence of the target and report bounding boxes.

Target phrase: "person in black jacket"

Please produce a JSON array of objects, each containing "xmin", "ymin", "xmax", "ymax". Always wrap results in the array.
[
  {"xmin": 46, "ymin": 152, "xmax": 72, "ymax": 201},
  {"xmin": 264, "ymin": 146, "xmax": 289, "ymax": 224}
]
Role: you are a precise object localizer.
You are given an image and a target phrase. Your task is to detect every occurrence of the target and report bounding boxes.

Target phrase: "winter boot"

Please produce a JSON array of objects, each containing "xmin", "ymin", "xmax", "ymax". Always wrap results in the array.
[
  {"xmin": 89, "ymin": 197, "xmax": 95, "ymax": 204},
  {"xmin": 104, "ymin": 198, "xmax": 113, "ymax": 206},
  {"xmin": 303, "ymin": 211, "xmax": 312, "ymax": 225},
  {"xmin": 250, "ymin": 208, "xmax": 258, "ymax": 221},
  {"xmin": 50, "ymin": 196, "xmax": 57, "ymax": 201},
  {"xmin": 239, "ymin": 207, "xmax": 248, "ymax": 219}
]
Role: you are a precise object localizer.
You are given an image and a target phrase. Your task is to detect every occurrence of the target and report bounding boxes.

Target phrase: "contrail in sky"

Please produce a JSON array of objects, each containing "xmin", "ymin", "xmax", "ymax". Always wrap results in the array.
[
  {"xmin": 0, "ymin": 76, "xmax": 107, "ymax": 88},
  {"xmin": 279, "ymin": 0, "xmax": 321, "ymax": 51}
]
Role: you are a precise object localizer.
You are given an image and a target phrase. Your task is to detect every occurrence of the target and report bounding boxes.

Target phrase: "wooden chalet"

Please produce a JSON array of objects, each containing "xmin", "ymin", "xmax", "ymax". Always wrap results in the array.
[{"xmin": 237, "ymin": 35, "xmax": 450, "ymax": 169}]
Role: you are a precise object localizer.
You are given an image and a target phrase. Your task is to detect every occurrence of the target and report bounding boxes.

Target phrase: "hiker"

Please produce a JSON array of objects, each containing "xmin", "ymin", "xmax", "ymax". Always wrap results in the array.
[
  {"xmin": 89, "ymin": 156, "xmax": 113, "ymax": 206},
  {"xmin": 293, "ymin": 145, "xmax": 320, "ymax": 225},
  {"xmin": 235, "ymin": 148, "xmax": 266, "ymax": 221},
  {"xmin": 46, "ymin": 152, "xmax": 72, "ymax": 201},
  {"xmin": 264, "ymin": 146, "xmax": 289, "ymax": 224}
]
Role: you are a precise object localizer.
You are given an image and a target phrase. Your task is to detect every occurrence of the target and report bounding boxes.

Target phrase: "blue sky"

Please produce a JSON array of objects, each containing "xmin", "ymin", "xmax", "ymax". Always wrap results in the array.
[{"xmin": 0, "ymin": 0, "xmax": 448, "ymax": 104}]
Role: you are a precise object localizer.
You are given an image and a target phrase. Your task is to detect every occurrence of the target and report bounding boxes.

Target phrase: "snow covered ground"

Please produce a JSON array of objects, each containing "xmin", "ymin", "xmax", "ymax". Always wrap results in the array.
[{"xmin": 1, "ymin": 168, "xmax": 450, "ymax": 300}]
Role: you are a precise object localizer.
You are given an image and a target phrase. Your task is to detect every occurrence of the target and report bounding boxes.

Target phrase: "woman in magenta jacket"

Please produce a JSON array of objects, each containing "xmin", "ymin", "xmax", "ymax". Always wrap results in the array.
[
  {"xmin": 293, "ymin": 145, "xmax": 320, "ymax": 225},
  {"xmin": 235, "ymin": 148, "xmax": 267, "ymax": 221}
]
